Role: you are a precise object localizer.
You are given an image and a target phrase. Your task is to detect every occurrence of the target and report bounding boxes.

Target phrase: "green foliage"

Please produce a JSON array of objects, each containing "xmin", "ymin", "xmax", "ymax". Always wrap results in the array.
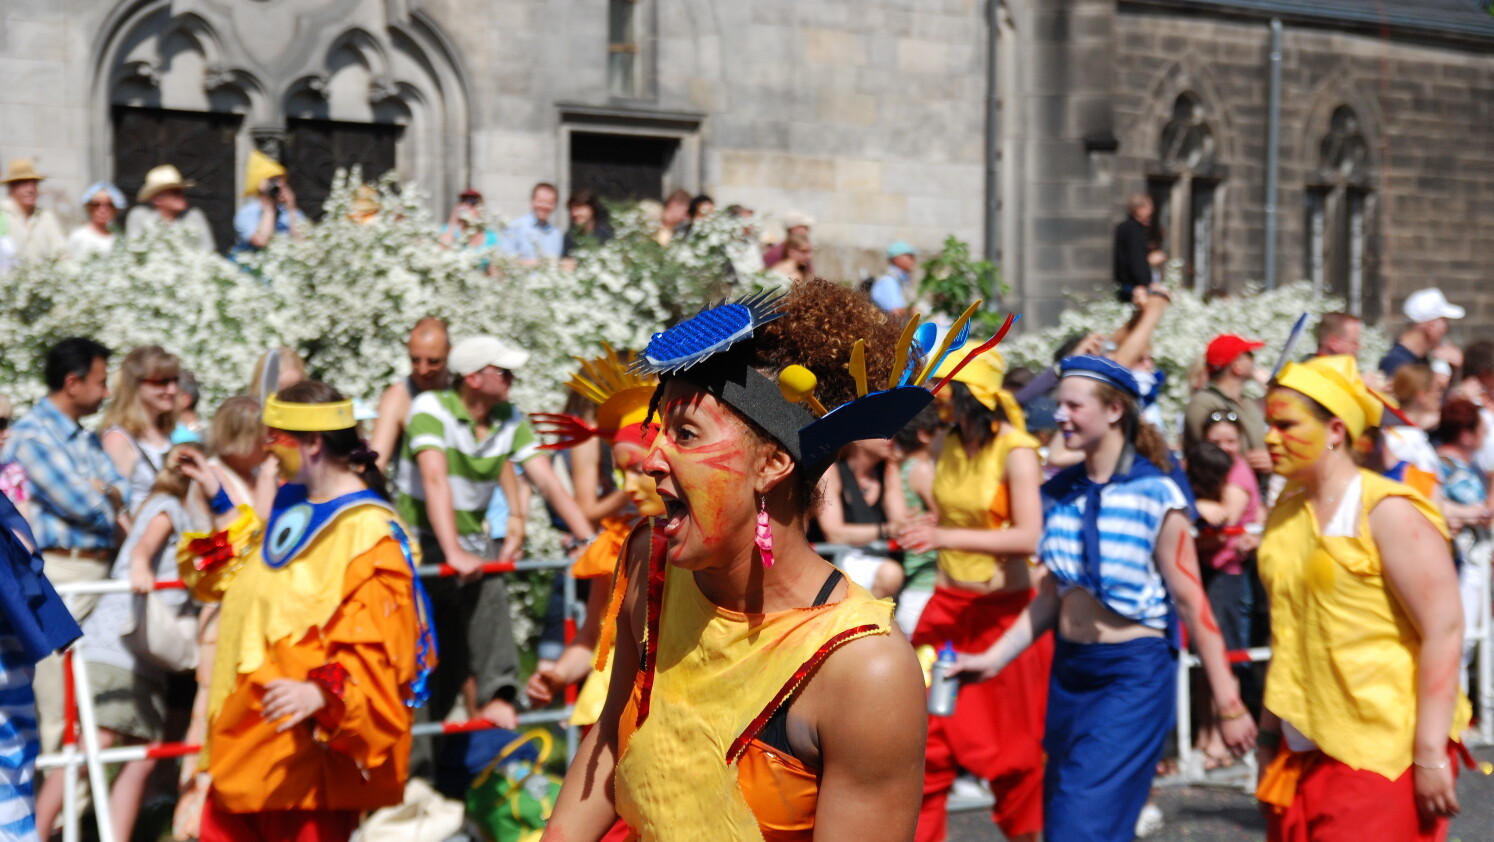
[{"xmin": 918, "ymin": 235, "xmax": 1009, "ymax": 332}]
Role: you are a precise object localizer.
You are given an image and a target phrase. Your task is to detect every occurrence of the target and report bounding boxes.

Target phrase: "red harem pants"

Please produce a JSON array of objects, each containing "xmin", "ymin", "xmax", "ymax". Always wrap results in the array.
[
  {"xmin": 911, "ymin": 586, "xmax": 1053, "ymax": 841},
  {"xmin": 200, "ymin": 793, "xmax": 360, "ymax": 842},
  {"xmin": 1264, "ymin": 749, "xmax": 1460, "ymax": 842}
]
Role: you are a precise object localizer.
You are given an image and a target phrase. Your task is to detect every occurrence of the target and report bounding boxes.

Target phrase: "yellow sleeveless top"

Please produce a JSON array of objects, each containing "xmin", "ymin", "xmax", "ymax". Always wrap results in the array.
[
  {"xmin": 932, "ymin": 426, "xmax": 1039, "ymax": 583},
  {"xmin": 1257, "ymin": 469, "xmax": 1470, "ymax": 778},
  {"xmin": 613, "ymin": 550, "xmax": 894, "ymax": 840}
]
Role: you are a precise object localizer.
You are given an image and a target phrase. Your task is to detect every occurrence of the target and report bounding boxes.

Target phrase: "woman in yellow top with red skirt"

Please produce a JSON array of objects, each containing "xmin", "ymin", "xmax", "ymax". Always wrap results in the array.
[
  {"xmin": 178, "ymin": 381, "xmax": 434, "ymax": 842},
  {"xmin": 898, "ymin": 347, "xmax": 1048, "ymax": 842},
  {"xmin": 1255, "ymin": 356, "xmax": 1470, "ymax": 841}
]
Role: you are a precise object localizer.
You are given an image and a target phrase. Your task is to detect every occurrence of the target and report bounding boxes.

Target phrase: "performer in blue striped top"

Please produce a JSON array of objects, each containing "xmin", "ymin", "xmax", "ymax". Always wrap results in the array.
[{"xmin": 952, "ymin": 355, "xmax": 1256, "ymax": 842}]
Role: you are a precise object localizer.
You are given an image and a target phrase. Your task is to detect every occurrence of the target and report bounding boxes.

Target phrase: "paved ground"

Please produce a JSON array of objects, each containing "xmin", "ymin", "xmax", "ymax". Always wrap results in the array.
[{"xmin": 946, "ymin": 745, "xmax": 1494, "ymax": 841}]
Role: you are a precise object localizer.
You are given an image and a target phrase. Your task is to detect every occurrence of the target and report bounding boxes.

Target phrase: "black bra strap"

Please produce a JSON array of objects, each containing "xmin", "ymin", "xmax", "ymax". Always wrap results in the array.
[{"xmin": 812, "ymin": 568, "xmax": 844, "ymax": 606}]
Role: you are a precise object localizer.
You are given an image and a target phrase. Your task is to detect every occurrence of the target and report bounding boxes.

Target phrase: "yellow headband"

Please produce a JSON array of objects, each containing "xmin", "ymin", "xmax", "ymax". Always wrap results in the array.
[
  {"xmin": 932, "ymin": 345, "xmax": 1027, "ymax": 432},
  {"xmin": 1273, "ymin": 355, "xmax": 1382, "ymax": 440},
  {"xmin": 262, "ymin": 395, "xmax": 356, "ymax": 432}
]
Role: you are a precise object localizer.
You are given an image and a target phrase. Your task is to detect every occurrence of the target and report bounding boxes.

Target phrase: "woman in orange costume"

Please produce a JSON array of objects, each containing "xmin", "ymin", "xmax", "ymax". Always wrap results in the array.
[
  {"xmin": 1255, "ymin": 356, "xmax": 1470, "ymax": 841},
  {"xmin": 545, "ymin": 280, "xmax": 934, "ymax": 841},
  {"xmin": 898, "ymin": 347, "xmax": 1048, "ymax": 842},
  {"xmin": 177, "ymin": 381, "xmax": 435, "ymax": 842}
]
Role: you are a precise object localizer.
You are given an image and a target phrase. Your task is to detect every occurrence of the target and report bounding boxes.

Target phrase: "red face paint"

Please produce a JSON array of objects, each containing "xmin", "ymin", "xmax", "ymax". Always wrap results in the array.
[
  {"xmin": 1265, "ymin": 390, "xmax": 1329, "ymax": 477},
  {"xmin": 646, "ymin": 382, "xmax": 761, "ymax": 571}
]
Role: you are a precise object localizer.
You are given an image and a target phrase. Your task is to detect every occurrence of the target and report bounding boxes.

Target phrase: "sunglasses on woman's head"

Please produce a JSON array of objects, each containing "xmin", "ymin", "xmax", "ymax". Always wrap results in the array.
[{"xmin": 1208, "ymin": 411, "xmax": 1239, "ymax": 424}]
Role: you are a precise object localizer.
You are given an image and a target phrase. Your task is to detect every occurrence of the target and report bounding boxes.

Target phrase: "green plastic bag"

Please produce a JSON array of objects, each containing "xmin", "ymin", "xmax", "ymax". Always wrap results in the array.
[{"xmin": 466, "ymin": 729, "xmax": 563, "ymax": 842}]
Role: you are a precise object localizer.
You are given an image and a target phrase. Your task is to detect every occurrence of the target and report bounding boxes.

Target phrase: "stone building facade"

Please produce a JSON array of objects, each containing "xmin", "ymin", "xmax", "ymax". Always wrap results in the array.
[{"xmin": 2, "ymin": 0, "xmax": 1492, "ymax": 332}]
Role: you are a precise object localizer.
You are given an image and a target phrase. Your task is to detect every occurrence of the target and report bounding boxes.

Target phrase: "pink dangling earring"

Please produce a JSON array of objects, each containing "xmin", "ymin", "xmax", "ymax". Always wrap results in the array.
[{"xmin": 754, "ymin": 495, "xmax": 776, "ymax": 568}]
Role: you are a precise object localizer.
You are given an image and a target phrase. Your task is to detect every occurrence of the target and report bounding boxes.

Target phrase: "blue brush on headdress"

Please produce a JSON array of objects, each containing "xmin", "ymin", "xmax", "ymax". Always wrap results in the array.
[
  {"xmin": 636, "ymin": 289, "xmax": 787, "ymax": 374},
  {"xmin": 637, "ymin": 289, "xmax": 1020, "ymax": 471}
]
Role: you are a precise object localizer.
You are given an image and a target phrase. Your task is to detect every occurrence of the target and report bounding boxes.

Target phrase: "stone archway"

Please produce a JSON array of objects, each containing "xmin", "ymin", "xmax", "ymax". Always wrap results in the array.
[{"xmin": 91, "ymin": 0, "xmax": 472, "ymax": 241}]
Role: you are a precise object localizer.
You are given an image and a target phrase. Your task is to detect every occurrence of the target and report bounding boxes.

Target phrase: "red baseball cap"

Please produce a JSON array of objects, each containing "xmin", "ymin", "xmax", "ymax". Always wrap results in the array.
[{"xmin": 1205, "ymin": 334, "xmax": 1265, "ymax": 371}]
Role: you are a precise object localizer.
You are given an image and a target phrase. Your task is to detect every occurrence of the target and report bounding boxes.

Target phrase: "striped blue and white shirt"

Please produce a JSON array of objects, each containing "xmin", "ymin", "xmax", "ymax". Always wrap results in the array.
[{"xmin": 1039, "ymin": 474, "xmax": 1188, "ymax": 631}]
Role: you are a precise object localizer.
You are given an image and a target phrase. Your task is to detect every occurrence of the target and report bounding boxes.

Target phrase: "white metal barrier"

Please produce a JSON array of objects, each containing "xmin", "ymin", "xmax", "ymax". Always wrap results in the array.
[{"xmin": 42, "ymin": 555, "xmax": 579, "ymax": 842}]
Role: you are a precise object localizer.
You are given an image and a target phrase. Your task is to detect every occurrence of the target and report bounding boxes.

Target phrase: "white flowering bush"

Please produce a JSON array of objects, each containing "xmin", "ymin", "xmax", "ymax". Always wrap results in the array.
[
  {"xmin": 1002, "ymin": 280, "xmax": 1389, "ymax": 429},
  {"xmin": 1, "ymin": 172, "xmax": 763, "ymax": 413},
  {"xmin": 0, "ymin": 223, "xmax": 276, "ymax": 406}
]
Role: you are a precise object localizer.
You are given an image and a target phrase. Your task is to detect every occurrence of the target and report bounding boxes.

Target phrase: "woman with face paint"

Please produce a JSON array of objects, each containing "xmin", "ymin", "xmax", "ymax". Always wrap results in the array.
[
  {"xmin": 896, "ymin": 347, "xmax": 1049, "ymax": 842},
  {"xmin": 951, "ymin": 355, "xmax": 1254, "ymax": 842},
  {"xmin": 1253, "ymin": 356, "xmax": 1470, "ymax": 841},
  {"xmin": 545, "ymin": 279, "xmax": 928, "ymax": 842},
  {"xmin": 176, "ymin": 381, "xmax": 435, "ymax": 842}
]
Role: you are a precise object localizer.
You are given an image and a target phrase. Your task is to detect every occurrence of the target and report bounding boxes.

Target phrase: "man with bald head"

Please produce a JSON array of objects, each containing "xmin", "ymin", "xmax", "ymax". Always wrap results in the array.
[{"xmin": 371, "ymin": 317, "xmax": 451, "ymax": 470}]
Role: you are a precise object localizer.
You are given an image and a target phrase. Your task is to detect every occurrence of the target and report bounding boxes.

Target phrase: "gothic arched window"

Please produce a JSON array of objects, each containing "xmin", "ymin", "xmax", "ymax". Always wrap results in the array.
[
  {"xmin": 1304, "ymin": 105, "xmax": 1377, "ymax": 318},
  {"xmin": 1148, "ymin": 92, "xmax": 1225, "ymax": 293}
]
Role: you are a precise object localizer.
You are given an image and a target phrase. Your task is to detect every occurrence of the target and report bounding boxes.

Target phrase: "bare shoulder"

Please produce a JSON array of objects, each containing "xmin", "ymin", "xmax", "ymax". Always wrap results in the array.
[
  {"xmin": 805, "ymin": 627, "xmax": 924, "ymax": 729},
  {"xmin": 377, "ymin": 380, "xmax": 412, "ymax": 413},
  {"xmin": 1368, "ymin": 494, "xmax": 1444, "ymax": 543}
]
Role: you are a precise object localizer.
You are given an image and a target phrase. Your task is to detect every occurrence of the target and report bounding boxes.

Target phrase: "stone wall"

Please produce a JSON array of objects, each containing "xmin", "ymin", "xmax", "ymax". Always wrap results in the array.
[
  {"xmin": 396, "ymin": 0, "xmax": 994, "ymax": 282},
  {"xmin": 1111, "ymin": 7, "xmax": 1494, "ymax": 336}
]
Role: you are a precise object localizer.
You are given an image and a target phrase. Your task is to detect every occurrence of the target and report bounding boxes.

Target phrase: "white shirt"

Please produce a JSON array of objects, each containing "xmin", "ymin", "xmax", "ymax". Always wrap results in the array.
[{"xmin": 67, "ymin": 225, "xmax": 115, "ymax": 259}]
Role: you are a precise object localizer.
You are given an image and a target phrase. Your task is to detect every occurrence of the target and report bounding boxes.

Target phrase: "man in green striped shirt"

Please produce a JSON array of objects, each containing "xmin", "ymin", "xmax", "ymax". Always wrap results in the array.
[{"xmin": 395, "ymin": 335, "xmax": 596, "ymax": 765}]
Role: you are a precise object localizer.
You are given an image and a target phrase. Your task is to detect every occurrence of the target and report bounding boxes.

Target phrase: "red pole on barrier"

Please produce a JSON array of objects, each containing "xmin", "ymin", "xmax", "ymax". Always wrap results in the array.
[{"xmin": 61, "ymin": 650, "xmax": 76, "ymax": 748}]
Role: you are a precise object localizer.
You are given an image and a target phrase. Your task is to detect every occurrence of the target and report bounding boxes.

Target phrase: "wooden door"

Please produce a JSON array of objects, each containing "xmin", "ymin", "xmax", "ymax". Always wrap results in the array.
[
  {"xmin": 284, "ymin": 118, "xmax": 401, "ymax": 221},
  {"xmin": 569, "ymin": 131, "xmax": 678, "ymax": 202},
  {"xmin": 113, "ymin": 106, "xmax": 241, "ymax": 252}
]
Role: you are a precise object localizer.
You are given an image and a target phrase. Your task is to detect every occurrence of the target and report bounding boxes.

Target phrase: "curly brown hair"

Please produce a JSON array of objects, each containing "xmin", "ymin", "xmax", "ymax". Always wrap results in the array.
[{"xmin": 746, "ymin": 277, "xmax": 912, "ymax": 410}]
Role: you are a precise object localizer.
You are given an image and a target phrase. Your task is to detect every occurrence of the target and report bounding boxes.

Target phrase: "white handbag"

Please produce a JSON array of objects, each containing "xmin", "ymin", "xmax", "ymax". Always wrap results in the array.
[
  {"xmin": 354, "ymin": 778, "xmax": 466, "ymax": 842},
  {"xmin": 121, "ymin": 592, "xmax": 199, "ymax": 672}
]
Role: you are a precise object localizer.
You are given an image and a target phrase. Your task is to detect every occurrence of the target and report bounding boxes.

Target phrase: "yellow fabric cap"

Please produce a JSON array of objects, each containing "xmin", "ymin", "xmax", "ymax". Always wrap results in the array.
[
  {"xmin": 262, "ymin": 396, "xmax": 356, "ymax": 432},
  {"xmin": 1273, "ymin": 355, "xmax": 1382, "ymax": 439},
  {"xmin": 243, "ymin": 149, "xmax": 287, "ymax": 196},
  {"xmin": 932, "ymin": 346, "xmax": 1026, "ymax": 432}
]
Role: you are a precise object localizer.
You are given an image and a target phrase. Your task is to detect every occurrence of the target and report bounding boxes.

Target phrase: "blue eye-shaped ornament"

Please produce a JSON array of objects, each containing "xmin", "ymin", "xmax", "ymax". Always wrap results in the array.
[
  {"xmin": 635, "ymin": 288, "xmax": 787, "ymax": 375},
  {"xmin": 264, "ymin": 503, "xmax": 314, "ymax": 568},
  {"xmin": 261, "ymin": 487, "xmax": 391, "ymax": 569}
]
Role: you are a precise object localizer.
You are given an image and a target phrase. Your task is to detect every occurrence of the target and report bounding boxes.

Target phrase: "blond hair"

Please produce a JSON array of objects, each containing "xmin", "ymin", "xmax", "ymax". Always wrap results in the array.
[
  {"xmin": 209, "ymin": 395, "xmax": 264, "ymax": 460},
  {"xmin": 99, "ymin": 345, "xmax": 179, "ymax": 438}
]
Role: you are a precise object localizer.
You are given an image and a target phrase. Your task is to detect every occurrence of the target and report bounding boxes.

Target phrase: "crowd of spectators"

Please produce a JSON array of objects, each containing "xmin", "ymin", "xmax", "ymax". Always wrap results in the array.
[{"xmin": 1, "ymin": 156, "xmax": 1490, "ymax": 839}]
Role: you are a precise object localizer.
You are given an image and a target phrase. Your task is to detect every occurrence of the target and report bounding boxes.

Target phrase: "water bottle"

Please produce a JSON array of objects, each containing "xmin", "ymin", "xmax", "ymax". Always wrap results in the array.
[{"xmin": 928, "ymin": 641, "xmax": 959, "ymax": 717}]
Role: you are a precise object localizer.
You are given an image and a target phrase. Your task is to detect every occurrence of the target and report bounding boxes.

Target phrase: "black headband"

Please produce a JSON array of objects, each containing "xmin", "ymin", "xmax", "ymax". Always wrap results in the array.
[{"xmin": 673, "ymin": 356, "xmax": 815, "ymax": 464}]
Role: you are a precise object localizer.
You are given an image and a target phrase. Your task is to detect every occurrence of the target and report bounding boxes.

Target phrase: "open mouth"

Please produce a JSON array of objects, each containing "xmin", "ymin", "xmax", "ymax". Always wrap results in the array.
[{"xmin": 658, "ymin": 491, "xmax": 688, "ymax": 536}]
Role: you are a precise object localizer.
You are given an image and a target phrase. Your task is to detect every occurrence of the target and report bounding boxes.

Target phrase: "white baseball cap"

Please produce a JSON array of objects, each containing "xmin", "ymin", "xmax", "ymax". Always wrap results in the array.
[
  {"xmin": 448, "ymin": 336, "xmax": 530, "ymax": 376},
  {"xmin": 1403, "ymin": 288, "xmax": 1465, "ymax": 323}
]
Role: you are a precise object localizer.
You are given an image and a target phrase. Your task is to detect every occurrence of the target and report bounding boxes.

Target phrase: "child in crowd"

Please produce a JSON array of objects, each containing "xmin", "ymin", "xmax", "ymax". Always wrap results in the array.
[
  {"xmin": 36, "ymin": 443, "xmax": 204, "ymax": 840},
  {"xmin": 890, "ymin": 406, "xmax": 941, "ymax": 635}
]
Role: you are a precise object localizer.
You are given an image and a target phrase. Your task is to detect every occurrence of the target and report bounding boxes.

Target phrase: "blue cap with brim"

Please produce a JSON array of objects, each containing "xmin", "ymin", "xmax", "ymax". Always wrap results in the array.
[
  {"xmin": 886, "ymin": 240, "xmax": 916, "ymax": 259},
  {"xmin": 1058, "ymin": 355, "xmax": 1141, "ymax": 399}
]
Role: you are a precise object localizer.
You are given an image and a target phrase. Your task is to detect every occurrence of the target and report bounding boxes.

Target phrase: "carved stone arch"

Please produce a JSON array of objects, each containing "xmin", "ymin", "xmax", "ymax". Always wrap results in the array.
[
  {"xmin": 1137, "ymin": 56, "xmax": 1237, "ymax": 176},
  {"xmin": 93, "ymin": 0, "xmax": 473, "ymax": 219},
  {"xmin": 1296, "ymin": 75, "xmax": 1383, "ymax": 187}
]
